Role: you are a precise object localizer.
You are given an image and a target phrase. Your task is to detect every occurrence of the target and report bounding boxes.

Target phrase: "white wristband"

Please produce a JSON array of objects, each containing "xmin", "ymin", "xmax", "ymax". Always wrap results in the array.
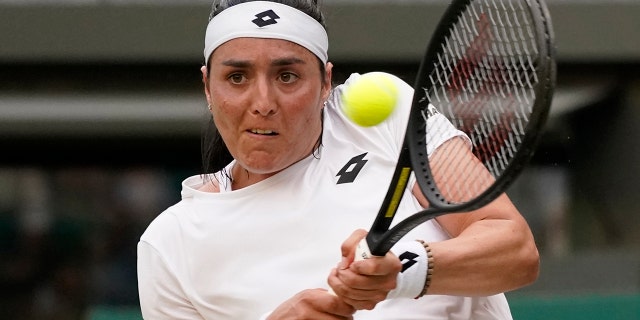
[{"xmin": 387, "ymin": 241, "xmax": 429, "ymax": 299}]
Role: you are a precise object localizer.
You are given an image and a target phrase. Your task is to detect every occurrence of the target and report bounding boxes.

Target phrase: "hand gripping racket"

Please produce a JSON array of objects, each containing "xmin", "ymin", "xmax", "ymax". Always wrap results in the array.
[{"xmin": 357, "ymin": 0, "xmax": 556, "ymax": 259}]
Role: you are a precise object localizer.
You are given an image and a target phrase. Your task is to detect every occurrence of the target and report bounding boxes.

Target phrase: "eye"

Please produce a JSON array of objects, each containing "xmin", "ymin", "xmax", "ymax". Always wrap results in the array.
[
  {"xmin": 228, "ymin": 73, "xmax": 246, "ymax": 84},
  {"xmin": 279, "ymin": 72, "xmax": 299, "ymax": 84}
]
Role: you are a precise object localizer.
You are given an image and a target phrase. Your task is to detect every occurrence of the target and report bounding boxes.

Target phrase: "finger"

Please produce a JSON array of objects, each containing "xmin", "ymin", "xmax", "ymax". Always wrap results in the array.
[
  {"xmin": 340, "ymin": 229, "xmax": 368, "ymax": 268},
  {"xmin": 336, "ymin": 269, "xmax": 396, "ymax": 292},
  {"xmin": 349, "ymin": 252, "xmax": 402, "ymax": 276},
  {"xmin": 332, "ymin": 286, "xmax": 386, "ymax": 311},
  {"xmin": 331, "ymin": 268, "xmax": 394, "ymax": 298}
]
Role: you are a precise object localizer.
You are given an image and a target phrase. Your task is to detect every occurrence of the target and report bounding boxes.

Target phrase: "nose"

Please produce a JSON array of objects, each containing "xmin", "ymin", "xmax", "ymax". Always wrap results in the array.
[{"xmin": 251, "ymin": 77, "xmax": 277, "ymax": 116}]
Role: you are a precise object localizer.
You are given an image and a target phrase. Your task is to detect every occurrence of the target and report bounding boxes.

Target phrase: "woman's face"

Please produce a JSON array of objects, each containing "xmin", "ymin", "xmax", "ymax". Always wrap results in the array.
[{"xmin": 202, "ymin": 38, "xmax": 332, "ymax": 178}]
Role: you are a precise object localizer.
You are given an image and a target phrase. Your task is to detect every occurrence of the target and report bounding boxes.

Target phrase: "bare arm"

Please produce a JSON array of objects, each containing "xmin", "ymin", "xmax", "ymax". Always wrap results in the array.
[{"xmin": 415, "ymin": 138, "xmax": 540, "ymax": 296}]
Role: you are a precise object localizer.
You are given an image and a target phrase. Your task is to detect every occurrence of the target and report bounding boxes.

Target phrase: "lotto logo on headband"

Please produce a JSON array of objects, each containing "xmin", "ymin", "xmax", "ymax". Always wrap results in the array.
[{"xmin": 252, "ymin": 10, "xmax": 280, "ymax": 27}]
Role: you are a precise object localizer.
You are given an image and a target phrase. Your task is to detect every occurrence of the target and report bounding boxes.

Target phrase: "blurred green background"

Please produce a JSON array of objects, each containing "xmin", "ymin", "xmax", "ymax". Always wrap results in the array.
[{"xmin": 1, "ymin": 0, "xmax": 639, "ymax": 319}]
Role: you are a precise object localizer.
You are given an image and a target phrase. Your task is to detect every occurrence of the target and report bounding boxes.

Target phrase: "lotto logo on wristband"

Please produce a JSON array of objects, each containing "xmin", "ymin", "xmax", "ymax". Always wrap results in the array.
[{"xmin": 398, "ymin": 251, "xmax": 419, "ymax": 272}]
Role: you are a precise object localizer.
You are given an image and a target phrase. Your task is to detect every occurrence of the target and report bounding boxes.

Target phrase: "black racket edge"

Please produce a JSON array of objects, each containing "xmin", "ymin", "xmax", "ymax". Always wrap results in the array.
[
  {"xmin": 366, "ymin": 0, "xmax": 557, "ymax": 256},
  {"xmin": 363, "ymin": 0, "xmax": 473, "ymax": 252},
  {"xmin": 364, "ymin": 0, "xmax": 477, "ymax": 256},
  {"xmin": 413, "ymin": 0, "xmax": 558, "ymax": 216}
]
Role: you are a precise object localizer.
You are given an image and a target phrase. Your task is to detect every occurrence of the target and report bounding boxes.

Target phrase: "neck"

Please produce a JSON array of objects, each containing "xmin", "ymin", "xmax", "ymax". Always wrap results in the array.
[{"xmin": 230, "ymin": 165, "xmax": 271, "ymax": 190}]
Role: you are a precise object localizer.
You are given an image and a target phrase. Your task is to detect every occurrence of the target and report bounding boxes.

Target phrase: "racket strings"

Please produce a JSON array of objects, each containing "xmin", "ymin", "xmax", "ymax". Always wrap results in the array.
[{"xmin": 424, "ymin": 0, "xmax": 541, "ymax": 203}]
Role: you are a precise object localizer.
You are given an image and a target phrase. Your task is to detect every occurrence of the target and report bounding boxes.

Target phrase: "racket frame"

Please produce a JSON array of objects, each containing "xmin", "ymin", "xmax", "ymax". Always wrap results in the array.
[{"xmin": 365, "ymin": 0, "xmax": 557, "ymax": 256}]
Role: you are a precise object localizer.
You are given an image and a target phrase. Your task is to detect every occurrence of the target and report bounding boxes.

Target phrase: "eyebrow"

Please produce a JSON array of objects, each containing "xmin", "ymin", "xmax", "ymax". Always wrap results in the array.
[{"xmin": 221, "ymin": 57, "xmax": 307, "ymax": 68}]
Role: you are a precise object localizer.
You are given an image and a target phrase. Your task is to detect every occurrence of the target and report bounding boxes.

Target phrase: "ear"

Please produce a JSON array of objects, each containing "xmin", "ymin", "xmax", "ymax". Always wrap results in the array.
[
  {"xmin": 321, "ymin": 62, "xmax": 333, "ymax": 102},
  {"xmin": 201, "ymin": 65, "xmax": 213, "ymax": 106}
]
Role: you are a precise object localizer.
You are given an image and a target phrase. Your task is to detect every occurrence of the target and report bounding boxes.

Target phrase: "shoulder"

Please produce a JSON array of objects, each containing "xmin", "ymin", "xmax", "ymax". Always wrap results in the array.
[
  {"xmin": 324, "ymin": 72, "xmax": 414, "ymax": 144},
  {"xmin": 139, "ymin": 198, "xmax": 194, "ymax": 247},
  {"xmin": 344, "ymin": 72, "xmax": 412, "ymax": 88},
  {"xmin": 333, "ymin": 72, "xmax": 413, "ymax": 117},
  {"xmin": 333, "ymin": 72, "xmax": 414, "ymax": 104}
]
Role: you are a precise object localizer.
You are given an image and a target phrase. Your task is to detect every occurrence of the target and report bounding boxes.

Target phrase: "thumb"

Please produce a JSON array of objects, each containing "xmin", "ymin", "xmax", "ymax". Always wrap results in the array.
[{"xmin": 340, "ymin": 229, "xmax": 368, "ymax": 269}]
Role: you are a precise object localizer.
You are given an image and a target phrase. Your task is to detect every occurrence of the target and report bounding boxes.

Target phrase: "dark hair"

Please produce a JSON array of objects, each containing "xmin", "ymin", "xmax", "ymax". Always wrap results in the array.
[
  {"xmin": 209, "ymin": 0, "xmax": 326, "ymax": 24},
  {"xmin": 202, "ymin": 0, "xmax": 328, "ymax": 175}
]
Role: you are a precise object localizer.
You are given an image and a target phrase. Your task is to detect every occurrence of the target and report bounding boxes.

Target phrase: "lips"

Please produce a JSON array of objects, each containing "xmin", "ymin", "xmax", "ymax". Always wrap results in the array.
[{"xmin": 250, "ymin": 129, "xmax": 277, "ymax": 136}]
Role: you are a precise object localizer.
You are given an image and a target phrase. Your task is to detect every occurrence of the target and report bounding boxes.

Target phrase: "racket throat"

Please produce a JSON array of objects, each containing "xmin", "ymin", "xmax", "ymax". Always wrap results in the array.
[{"xmin": 367, "ymin": 146, "xmax": 413, "ymax": 256}]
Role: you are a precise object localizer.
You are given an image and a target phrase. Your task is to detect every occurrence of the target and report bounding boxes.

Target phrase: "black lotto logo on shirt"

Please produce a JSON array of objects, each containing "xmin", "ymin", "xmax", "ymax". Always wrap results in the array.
[
  {"xmin": 252, "ymin": 9, "xmax": 280, "ymax": 27},
  {"xmin": 336, "ymin": 153, "xmax": 369, "ymax": 184}
]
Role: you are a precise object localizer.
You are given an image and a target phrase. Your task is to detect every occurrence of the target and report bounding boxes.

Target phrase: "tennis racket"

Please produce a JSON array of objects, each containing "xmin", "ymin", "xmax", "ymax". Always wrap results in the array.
[{"xmin": 357, "ymin": 0, "xmax": 556, "ymax": 258}]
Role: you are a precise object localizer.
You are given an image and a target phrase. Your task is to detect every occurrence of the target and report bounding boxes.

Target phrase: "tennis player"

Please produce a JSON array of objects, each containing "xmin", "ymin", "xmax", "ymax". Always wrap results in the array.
[{"xmin": 137, "ymin": 0, "xmax": 540, "ymax": 319}]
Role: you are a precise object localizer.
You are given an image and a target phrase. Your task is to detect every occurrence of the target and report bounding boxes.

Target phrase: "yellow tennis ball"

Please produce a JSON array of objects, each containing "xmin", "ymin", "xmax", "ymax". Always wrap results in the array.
[{"xmin": 342, "ymin": 73, "xmax": 398, "ymax": 127}]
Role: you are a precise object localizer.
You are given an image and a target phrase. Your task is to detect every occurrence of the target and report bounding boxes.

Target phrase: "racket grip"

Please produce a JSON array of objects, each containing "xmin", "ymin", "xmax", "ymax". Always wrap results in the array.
[{"xmin": 355, "ymin": 238, "xmax": 374, "ymax": 261}]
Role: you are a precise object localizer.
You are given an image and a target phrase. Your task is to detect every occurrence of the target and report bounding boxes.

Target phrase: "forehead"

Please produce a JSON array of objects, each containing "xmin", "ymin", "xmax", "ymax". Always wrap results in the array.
[{"xmin": 210, "ymin": 37, "xmax": 317, "ymax": 63}]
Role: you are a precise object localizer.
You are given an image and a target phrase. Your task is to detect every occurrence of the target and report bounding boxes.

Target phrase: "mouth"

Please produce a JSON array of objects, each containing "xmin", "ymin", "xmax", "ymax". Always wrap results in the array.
[{"xmin": 249, "ymin": 129, "xmax": 278, "ymax": 136}]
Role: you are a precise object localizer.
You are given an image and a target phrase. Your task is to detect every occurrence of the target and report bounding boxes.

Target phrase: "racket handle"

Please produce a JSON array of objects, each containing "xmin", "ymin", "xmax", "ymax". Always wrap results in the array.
[{"xmin": 355, "ymin": 238, "xmax": 374, "ymax": 261}]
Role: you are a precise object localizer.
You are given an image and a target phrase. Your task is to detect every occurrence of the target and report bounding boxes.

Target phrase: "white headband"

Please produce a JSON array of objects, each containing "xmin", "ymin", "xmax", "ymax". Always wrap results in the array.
[{"xmin": 204, "ymin": 1, "xmax": 329, "ymax": 66}]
